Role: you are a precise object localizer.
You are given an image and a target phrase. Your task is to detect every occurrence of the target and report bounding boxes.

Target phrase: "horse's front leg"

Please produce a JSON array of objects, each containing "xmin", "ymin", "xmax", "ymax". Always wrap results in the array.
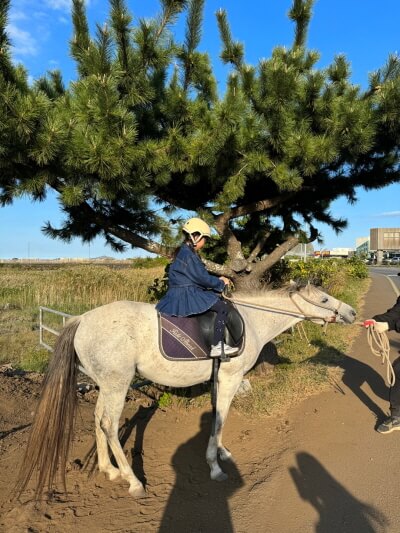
[{"xmin": 206, "ymin": 369, "xmax": 243, "ymax": 481}]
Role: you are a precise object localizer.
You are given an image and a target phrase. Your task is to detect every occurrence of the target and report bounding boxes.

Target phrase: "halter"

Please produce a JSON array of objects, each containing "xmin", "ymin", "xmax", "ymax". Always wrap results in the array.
[
  {"xmin": 289, "ymin": 291, "xmax": 346, "ymax": 323},
  {"xmin": 226, "ymin": 290, "xmax": 342, "ymax": 323}
]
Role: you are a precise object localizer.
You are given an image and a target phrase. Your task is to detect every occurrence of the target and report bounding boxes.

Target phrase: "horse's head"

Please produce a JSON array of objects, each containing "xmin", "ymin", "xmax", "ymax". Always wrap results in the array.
[{"xmin": 291, "ymin": 282, "xmax": 357, "ymax": 325}]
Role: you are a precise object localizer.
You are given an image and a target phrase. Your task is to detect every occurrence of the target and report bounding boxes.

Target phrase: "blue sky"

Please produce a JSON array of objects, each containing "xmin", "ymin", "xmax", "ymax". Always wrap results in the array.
[{"xmin": 1, "ymin": 0, "xmax": 400, "ymax": 258}]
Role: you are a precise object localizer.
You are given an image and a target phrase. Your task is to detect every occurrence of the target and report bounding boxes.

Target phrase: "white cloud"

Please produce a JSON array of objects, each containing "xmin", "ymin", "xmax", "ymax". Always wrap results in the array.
[
  {"xmin": 7, "ymin": 24, "xmax": 38, "ymax": 56},
  {"xmin": 9, "ymin": 10, "xmax": 27, "ymax": 22},
  {"xmin": 375, "ymin": 211, "xmax": 400, "ymax": 217},
  {"xmin": 44, "ymin": 0, "xmax": 72, "ymax": 10},
  {"xmin": 44, "ymin": 0, "xmax": 90, "ymax": 11}
]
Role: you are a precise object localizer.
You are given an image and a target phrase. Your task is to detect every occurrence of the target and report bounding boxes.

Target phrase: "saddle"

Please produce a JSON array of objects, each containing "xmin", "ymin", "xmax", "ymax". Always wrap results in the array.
[{"xmin": 158, "ymin": 301, "xmax": 245, "ymax": 361}]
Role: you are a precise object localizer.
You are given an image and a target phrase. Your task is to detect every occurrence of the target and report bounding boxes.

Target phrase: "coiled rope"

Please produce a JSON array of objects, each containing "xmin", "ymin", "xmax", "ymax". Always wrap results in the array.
[{"xmin": 365, "ymin": 325, "xmax": 395, "ymax": 386}]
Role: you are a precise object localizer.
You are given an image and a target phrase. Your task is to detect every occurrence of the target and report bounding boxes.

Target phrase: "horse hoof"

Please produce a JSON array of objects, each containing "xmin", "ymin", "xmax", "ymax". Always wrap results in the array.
[
  {"xmin": 129, "ymin": 485, "xmax": 147, "ymax": 499},
  {"xmin": 218, "ymin": 447, "xmax": 232, "ymax": 461}
]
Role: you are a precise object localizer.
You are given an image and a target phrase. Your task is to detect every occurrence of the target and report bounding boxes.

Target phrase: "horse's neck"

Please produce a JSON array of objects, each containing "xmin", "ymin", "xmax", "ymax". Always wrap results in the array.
[{"xmin": 238, "ymin": 293, "xmax": 302, "ymax": 350}]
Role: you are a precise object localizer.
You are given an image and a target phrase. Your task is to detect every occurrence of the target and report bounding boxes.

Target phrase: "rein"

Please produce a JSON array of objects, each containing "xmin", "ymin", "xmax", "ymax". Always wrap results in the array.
[
  {"xmin": 365, "ymin": 326, "xmax": 395, "ymax": 386},
  {"xmin": 226, "ymin": 291, "xmax": 339, "ymax": 323}
]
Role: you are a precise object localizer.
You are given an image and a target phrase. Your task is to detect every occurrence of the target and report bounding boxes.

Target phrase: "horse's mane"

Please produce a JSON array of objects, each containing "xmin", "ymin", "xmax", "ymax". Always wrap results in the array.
[
  {"xmin": 234, "ymin": 283, "xmax": 299, "ymax": 299},
  {"xmin": 234, "ymin": 281, "xmax": 321, "ymax": 300}
]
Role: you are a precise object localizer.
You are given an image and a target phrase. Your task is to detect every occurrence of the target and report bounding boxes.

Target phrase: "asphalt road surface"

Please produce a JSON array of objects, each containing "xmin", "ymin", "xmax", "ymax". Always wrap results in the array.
[{"xmin": 369, "ymin": 266, "xmax": 400, "ymax": 295}]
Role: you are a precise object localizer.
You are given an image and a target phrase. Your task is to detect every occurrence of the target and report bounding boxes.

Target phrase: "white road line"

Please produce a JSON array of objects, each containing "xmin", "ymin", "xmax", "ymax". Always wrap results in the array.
[{"xmin": 385, "ymin": 275, "xmax": 400, "ymax": 297}]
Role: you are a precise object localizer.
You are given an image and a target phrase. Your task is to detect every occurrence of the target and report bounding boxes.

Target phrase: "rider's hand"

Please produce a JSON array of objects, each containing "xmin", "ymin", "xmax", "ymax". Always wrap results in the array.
[
  {"xmin": 219, "ymin": 276, "xmax": 231, "ymax": 286},
  {"xmin": 374, "ymin": 321, "xmax": 389, "ymax": 333}
]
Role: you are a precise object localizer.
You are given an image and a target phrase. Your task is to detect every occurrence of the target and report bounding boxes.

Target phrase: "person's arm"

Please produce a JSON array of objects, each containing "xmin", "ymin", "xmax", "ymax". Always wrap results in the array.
[
  {"xmin": 186, "ymin": 254, "xmax": 225, "ymax": 291},
  {"xmin": 369, "ymin": 296, "xmax": 400, "ymax": 333}
]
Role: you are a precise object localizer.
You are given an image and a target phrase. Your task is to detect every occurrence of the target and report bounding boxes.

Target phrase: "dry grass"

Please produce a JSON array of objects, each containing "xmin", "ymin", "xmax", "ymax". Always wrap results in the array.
[{"xmin": 0, "ymin": 264, "xmax": 164, "ymax": 371}]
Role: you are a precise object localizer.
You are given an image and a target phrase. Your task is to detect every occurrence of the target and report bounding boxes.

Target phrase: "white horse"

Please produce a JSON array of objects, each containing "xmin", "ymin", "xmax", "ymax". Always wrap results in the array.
[{"xmin": 15, "ymin": 283, "xmax": 356, "ymax": 499}]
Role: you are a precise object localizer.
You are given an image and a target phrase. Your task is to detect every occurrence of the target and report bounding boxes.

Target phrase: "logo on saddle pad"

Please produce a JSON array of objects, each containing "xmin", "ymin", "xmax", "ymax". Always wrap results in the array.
[{"xmin": 158, "ymin": 304, "xmax": 245, "ymax": 361}]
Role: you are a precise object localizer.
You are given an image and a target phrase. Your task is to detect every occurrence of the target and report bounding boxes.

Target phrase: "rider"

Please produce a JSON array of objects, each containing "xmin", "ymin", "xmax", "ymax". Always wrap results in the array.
[
  {"xmin": 156, "ymin": 217, "xmax": 239, "ymax": 357},
  {"xmin": 364, "ymin": 294, "xmax": 400, "ymax": 434}
]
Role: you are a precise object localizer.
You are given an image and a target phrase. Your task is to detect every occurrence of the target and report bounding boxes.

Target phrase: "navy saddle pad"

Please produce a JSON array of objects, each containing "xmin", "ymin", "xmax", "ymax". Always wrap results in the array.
[{"xmin": 158, "ymin": 303, "xmax": 245, "ymax": 361}]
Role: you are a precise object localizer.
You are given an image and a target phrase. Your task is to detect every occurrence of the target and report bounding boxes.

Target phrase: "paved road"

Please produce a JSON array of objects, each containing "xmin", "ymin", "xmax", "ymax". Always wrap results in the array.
[{"xmin": 369, "ymin": 266, "xmax": 400, "ymax": 294}]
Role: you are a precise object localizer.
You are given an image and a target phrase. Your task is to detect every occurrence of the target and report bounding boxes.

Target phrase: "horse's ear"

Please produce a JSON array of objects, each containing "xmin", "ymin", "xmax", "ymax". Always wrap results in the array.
[{"xmin": 289, "ymin": 279, "xmax": 298, "ymax": 290}]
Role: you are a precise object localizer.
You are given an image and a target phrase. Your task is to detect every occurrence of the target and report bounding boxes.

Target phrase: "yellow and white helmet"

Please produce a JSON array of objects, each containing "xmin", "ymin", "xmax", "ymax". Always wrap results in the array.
[{"xmin": 182, "ymin": 217, "xmax": 211, "ymax": 244}]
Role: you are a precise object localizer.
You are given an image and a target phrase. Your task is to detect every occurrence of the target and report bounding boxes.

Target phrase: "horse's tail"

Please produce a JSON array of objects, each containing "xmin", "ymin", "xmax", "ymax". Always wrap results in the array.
[{"xmin": 14, "ymin": 317, "xmax": 81, "ymax": 500}]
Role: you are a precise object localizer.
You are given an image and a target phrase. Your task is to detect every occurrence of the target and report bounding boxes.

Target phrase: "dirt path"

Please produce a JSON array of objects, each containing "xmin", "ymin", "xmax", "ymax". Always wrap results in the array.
[{"xmin": 0, "ymin": 273, "xmax": 399, "ymax": 533}]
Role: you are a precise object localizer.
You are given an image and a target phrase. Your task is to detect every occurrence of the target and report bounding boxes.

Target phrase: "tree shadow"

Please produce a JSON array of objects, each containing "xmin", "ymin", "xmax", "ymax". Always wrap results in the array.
[
  {"xmin": 158, "ymin": 412, "xmax": 244, "ymax": 533},
  {"xmin": 310, "ymin": 339, "xmax": 389, "ymax": 424},
  {"xmin": 290, "ymin": 452, "xmax": 389, "ymax": 532}
]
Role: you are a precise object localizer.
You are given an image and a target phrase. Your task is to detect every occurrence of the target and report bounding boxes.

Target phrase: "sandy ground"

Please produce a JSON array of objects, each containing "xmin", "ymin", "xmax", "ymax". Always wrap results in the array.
[{"xmin": 1, "ymin": 272, "xmax": 399, "ymax": 533}]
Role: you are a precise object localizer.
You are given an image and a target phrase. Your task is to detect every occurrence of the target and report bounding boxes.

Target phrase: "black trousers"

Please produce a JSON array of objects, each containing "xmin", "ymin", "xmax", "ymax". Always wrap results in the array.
[
  {"xmin": 390, "ymin": 357, "xmax": 400, "ymax": 416},
  {"xmin": 210, "ymin": 299, "xmax": 229, "ymax": 345}
]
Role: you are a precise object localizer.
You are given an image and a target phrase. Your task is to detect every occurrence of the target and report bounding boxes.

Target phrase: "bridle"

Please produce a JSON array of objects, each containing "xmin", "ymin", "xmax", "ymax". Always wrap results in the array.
[
  {"xmin": 226, "ymin": 290, "xmax": 345, "ymax": 323},
  {"xmin": 289, "ymin": 291, "xmax": 347, "ymax": 323}
]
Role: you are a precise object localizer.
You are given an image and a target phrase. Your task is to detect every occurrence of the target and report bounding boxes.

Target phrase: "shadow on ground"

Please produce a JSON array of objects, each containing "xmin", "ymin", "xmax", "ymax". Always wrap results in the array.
[
  {"xmin": 158, "ymin": 412, "xmax": 244, "ymax": 533},
  {"xmin": 290, "ymin": 452, "xmax": 389, "ymax": 532}
]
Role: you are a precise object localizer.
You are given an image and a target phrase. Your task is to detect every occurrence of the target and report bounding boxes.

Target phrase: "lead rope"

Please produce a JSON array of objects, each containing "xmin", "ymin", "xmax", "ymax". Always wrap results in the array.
[{"xmin": 366, "ymin": 326, "xmax": 395, "ymax": 386}]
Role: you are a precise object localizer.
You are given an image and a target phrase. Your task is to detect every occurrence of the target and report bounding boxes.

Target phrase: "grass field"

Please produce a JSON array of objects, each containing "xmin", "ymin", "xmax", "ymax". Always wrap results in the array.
[
  {"xmin": 0, "ymin": 263, "xmax": 165, "ymax": 371},
  {"xmin": 0, "ymin": 258, "xmax": 369, "ymax": 415}
]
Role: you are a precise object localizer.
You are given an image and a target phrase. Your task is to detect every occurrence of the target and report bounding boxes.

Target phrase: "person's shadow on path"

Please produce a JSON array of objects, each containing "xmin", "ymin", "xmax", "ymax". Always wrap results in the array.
[
  {"xmin": 311, "ymin": 339, "xmax": 389, "ymax": 425},
  {"xmin": 290, "ymin": 452, "xmax": 388, "ymax": 532},
  {"xmin": 158, "ymin": 412, "xmax": 244, "ymax": 533}
]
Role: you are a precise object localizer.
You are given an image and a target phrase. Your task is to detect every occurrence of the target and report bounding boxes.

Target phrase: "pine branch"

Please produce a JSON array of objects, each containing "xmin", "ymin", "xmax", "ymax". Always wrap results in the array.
[
  {"xmin": 183, "ymin": 0, "xmax": 205, "ymax": 89},
  {"xmin": 288, "ymin": 0, "xmax": 314, "ymax": 49},
  {"xmin": 216, "ymin": 9, "xmax": 244, "ymax": 69},
  {"xmin": 110, "ymin": 0, "xmax": 132, "ymax": 72},
  {"xmin": 214, "ymin": 192, "xmax": 295, "ymax": 229},
  {"xmin": 247, "ymin": 231, "xmax": 272, "ymax": 264},
  {"xmin": 250, "ymin": 234, "xmax": 300, "ymax": 278},
  {"xmin": 71, "ymin": 0, "xmax": 91, "ymax": 77}
]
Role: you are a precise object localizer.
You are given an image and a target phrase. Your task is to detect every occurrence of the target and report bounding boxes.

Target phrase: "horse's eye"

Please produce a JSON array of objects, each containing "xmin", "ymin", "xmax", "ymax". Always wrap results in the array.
[{"xmin": 321, "ymin": 297, "xmax": 329, "ymax": 303}]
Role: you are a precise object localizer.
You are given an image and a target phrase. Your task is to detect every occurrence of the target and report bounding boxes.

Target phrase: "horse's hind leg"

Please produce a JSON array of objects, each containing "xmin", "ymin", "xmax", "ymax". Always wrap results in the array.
[
  {"xmin": 95, "ymin": 391, "xmax": 120, "ymax": 481},
  {"xmin": 100, "ymin": 385, "xmax": 146, "ymax": 498},
  {"xmin": 206, "ymin": 370, "xmax": 243, "ymax": 482}
]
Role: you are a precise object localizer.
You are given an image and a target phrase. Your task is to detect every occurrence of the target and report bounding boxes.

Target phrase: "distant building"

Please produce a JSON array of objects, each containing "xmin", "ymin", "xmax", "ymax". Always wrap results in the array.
[
  {"xmin": 313, "ymin": 247, "xmax": 353, "ymax": 258},
  {"xmin": 355, "ymin": 237, "xmax": 370, "ymax": 256},
  {"xmin": 329, "ymin": 247, "xmax": 354, "ymax": 257},
  {"xmin": 370, "ymin": 228, "xmax": 400, "ymax": 251},
  {"xmin": 370, "ymin": 227, "xmax": 400, "ymax": 264}
]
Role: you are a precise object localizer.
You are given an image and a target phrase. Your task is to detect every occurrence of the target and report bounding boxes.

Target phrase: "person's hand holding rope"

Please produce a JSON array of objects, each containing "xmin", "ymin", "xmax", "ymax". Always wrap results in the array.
[{"xmin": 363, "ymin": 319, "xmax": 395, "ymax": 385}]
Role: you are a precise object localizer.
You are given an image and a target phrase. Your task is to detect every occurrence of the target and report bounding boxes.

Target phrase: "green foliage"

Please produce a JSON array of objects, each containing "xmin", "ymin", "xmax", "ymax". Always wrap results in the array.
[
  {"xmin": 157, "ymin": 391, "xmax": 173, "ymax": 408},
  {"xmin": 147, "ymin": 264, "xmax": 169, "ymax": 302},
  {"xmin": 1, "ymin": 0, "xmax": 400, "ymax": 284},
  {"xmin": 277, "ymin": 256, "xmax": 368, "ymax": 288}
]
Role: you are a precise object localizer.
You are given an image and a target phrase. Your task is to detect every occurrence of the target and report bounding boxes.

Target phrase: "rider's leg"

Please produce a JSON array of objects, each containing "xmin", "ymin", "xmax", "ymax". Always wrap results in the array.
[{"xmin": 210, "ymin": 300, "xmax": 238, "ymax": 356}]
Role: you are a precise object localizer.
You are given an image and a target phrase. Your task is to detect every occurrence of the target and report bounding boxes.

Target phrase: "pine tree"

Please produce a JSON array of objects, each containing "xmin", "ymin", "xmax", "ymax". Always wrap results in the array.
[{"xmin": 1, "ymin": 0, "xmax": 400, "ymax": 286}]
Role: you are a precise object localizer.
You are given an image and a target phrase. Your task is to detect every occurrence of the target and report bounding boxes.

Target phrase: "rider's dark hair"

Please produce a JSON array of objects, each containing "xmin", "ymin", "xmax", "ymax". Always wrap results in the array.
[{"xmin": 172, "ymin": 231, "xmax": 201, "ymax": 259}]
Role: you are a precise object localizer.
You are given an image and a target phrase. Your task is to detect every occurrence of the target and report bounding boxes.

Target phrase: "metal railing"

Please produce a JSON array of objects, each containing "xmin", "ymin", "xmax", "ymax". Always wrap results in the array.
[{"xmin": 39, "ymin": 306, "xmax": 73, "ymax": 352}]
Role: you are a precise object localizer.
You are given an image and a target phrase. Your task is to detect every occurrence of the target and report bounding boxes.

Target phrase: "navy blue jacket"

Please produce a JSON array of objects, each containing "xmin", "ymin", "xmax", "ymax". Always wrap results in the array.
[
  {"xmin": 373, "ymin": 296, "xmax": 400, "ymax": 333},
  {"xmin": 156, "ymin": 244, "xmax": 225, "ymax": 316}
]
